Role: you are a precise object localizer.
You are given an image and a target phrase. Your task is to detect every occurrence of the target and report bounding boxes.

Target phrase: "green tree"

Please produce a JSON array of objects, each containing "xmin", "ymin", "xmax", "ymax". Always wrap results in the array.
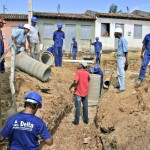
[{"xmin": 109, "ymin": 4, "xmax": 123, "ymax": 14}]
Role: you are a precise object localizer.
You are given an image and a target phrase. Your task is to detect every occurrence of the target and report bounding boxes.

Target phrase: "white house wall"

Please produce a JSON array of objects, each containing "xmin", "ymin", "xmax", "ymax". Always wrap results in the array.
[{"xmin": 96, "ymin": 17, "xmax": 150, "ymax": 51}]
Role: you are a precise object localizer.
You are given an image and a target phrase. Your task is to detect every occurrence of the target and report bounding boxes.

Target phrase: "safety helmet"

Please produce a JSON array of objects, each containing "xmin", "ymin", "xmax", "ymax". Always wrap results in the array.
[
  {"xmin": 72, "ymin": 37, "xmax": 75, "ymax": 40},
  {"xmin": 115, "ymin": 27, "xmax": 123, "ymax": 33},
  {"xmin": 24, "ymin": 91, "xmax": 42, "ymax": 108},
  {"xmin": 88, "ymin": 67, "xmax": 93, "ymax": 73},
  {"xmin": 80, "ymin": 62, "xmax": 88, "ymax": 67},
  {"xmin": 96, "ymin": 37, "xmax": 99, "ymax": 40},
  {"xmin": 57, "ymin": 23, "xmax": 62, "ymax": 28},
  {"xmin": 18, "ymin": 23, "xmax": 24, "ymax": 29},
  {"xmin": 93, "ymin": 65, "xmax": 99, "ymax": 73},
  {"xmin": 24, "ymin": 24, "xmax": 30, "ymax": 30},
  {"xmin": 0, "ymin": 19, "xmax": 6, "ymax": 24},
  {"xmin": 31, "ymin": 17, "xmax": 38, "ymax": 23}
]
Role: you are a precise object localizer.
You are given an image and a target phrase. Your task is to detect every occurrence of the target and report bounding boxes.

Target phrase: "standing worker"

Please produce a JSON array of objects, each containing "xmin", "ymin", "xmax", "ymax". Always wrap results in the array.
[
  {"xmin": 114, "ymin": 27, "xmax": 128, "ymax": 93},
  {"xmin": 136, "ymin": 33, "xmax": 150, "ymax": 86},
  {"xmin": 11, "ymin": 24, "xmax": 30, "ymax": 54},
  {"xmin": 27, "ymin": 17, "xmax": 41, "ymax": 60},
  {"xmin": 71, "ymin": 37, "xmax": 78, "ymax": 60},
  {"xmin": 90, "ymin": 37, "xmax": 102, "ymax": 64},
  {"xmin": 53, "ymin": 23, "xmax": 65, "ymax": 67},
  {"xmin": 0, "ymin": 19, "xmax": 6, "ymax": 73},
  {"xmin": 0, "ymin": 91, "xmax": 53, "ymax": 149},
  {"xmin": 69, "ymin": 62, "xmax": 90, "ymax": 125}
]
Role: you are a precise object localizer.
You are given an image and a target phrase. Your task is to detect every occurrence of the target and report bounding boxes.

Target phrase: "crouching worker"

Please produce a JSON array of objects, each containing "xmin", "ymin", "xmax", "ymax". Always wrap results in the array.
[{"xmin": 0, "ymin": 91, "xmax": 53, "ymax": 149}]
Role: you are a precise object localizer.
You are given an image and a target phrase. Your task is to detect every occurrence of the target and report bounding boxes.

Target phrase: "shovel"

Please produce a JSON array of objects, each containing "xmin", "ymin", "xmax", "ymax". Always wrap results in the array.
[
  {"xmin": 69, "ymin": 44, "xmax": 72, "ymax": 59},
  {"xmin": 15, "ymin": 68, "xmax": 50, "ymax": 93}
]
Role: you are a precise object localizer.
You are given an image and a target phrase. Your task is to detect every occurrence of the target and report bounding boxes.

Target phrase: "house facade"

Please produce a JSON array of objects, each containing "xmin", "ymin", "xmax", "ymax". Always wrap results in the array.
[
  {"xmin": 94, "ymin": 13, "xmax": 150, "ymax": 51},
  {"xmin": 0, "ymin": 12, "xmax": 96, "ymax": 53}
]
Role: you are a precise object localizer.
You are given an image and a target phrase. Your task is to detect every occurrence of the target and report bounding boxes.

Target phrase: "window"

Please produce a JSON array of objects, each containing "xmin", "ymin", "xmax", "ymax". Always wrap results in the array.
[
  {"xmin": 101, "ymin": 23, "xmax": 110, "ymax": 37},
  {"xmin": 43, "ymin": 24, "xmax": 54, "ymax": 39},
  {"xmin": 81, "ymin": 25, "xmax": 91, "ymax": 39},
  {"xmin": 134, "ymin": 25, "xmax": 142, "ymax": 38}
]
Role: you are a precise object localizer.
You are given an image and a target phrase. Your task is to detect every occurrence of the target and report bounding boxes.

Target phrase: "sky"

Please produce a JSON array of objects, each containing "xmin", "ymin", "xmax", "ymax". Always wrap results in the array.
[{"xmin": 0, "ymin": 0, "xmax": 150, "ymax": 14}]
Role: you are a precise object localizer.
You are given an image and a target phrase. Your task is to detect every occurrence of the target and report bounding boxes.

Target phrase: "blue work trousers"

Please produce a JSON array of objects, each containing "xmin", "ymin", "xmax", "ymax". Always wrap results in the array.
[
  {"xmin": 95, "ymin": 52, "xmax": 101, "ymax": 64},
  {"xmin": 139, "ymin": 51, "xmax": 150, "ymax": 80},
  {"xmin": 117, "ymin": 56, "xmax": 126, "ymax": 90},
  {"xmin": 72, "ymin": 51, "xmax": 77, "ymax": 60},
  {"xmin": 74, "ymin": 95, "xmax": 88, "ymax": 124},
  {"xmin": 54, "ymin": 46, "xmax": 63, "ymax": 67},
  {"xmin": 0, "ymin": 53, "xmax": 5, "ymax": 73}
]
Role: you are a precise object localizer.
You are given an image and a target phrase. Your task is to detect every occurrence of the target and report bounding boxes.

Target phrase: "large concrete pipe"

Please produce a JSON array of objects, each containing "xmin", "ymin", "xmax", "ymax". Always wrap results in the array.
[
  {"xmin": 15, "ymin": 52, "xmax": 51, "ymax": 82},
  {"xmin": 88, "ymin": 74, "xmax": 101, "ymax": 105},
  {"xmin": 39, "ymin": 51, "xmax": 54, "ymax": 67}
]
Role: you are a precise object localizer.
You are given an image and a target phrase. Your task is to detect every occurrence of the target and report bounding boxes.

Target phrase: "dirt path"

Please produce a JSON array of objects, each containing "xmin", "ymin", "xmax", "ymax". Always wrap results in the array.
[{"xmin": 42, "ymin": 105, "xmax": 99, "ymax": 150}]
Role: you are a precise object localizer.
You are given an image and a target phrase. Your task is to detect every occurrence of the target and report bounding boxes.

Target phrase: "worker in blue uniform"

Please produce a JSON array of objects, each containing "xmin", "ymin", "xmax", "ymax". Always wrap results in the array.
[
  {"xmin": 47, "ymin": 45, "xmax": 54, "ymax": 55},
  {"xmin": 18, "ymin": 23, "xmax": 24, "ymax": 29},
  {"xmin": 71, "ymin": 37, "xmax": 78, "ymax": 60},
  {"xmin": 0, "ymin": 91, "xmax": 53, "ymax": 149},
  {"xmin": 0, "ymin": 19, "xmax": 6, "ymax": 73},
  {"xmin": 136, "ymin": 33, "xmax": 150, "ymax": 85},
  {"xmin": 90, "ymin": 37, "xmax": 102, "ymax": 64},
  {"xmin": 93, "ymin": 65, "xmax": 104, "ymax": 96},
  {"xmin": 53, "ymin": 23, "xmax": 65, "ymax": 67}
]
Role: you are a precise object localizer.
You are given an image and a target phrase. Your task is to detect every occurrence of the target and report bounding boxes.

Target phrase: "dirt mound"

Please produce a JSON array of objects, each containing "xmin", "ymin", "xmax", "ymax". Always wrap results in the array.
[{"xmin": 95, "ymin": 70, "xmax": 150, "ymax": 150}]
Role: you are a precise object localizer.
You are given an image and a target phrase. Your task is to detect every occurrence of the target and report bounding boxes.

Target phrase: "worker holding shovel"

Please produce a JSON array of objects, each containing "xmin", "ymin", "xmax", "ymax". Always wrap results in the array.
[{"xmin": 71, "ymin": 37, "xmax": 78, "ymax": 60}]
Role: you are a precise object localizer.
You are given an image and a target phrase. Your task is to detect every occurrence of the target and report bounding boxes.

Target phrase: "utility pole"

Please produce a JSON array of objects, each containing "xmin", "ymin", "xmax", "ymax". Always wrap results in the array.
[
  {"xmin": 28, "ymin": 0, "xmax": 33, "ymax": 25},
  {"xmin": 3, "ymin": 5, "xmax": 8, "ymax": 14}
]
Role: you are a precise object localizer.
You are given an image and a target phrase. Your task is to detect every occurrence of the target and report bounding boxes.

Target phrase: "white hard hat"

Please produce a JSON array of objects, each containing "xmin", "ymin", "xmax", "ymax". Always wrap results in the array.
[
  {"xmin": 115, "ymin": 27, "xmax": 123, "ymax": 33},
  {"xmin": 24, "ymin": 24, "xmax": 30, "ymax": 30},
  {"xmin": 80, "ymin": 62, "xmax": 88, "ymax": 67}
]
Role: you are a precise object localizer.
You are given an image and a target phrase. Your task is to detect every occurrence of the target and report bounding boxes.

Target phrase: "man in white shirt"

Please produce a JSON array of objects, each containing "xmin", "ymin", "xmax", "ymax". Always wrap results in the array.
[{"xmin": 27, "ymin": 17, "xmax": 41, "ymax": 60}]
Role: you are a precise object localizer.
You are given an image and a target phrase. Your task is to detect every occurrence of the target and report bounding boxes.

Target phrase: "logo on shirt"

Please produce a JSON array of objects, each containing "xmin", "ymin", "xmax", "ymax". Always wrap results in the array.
[{"xmin": 13, "ymin": 120, "xmax": 34, "ymax": 131}]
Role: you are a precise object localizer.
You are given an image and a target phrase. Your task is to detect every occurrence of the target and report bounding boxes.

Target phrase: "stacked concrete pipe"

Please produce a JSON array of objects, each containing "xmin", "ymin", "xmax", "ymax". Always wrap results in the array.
[
  {"xmin": 15, "ymin": 52, "xmax": 51, "ymax": 82},
  {"xmin": 39, "ymin": 51, "xmax": 54, "ymax": 67}
]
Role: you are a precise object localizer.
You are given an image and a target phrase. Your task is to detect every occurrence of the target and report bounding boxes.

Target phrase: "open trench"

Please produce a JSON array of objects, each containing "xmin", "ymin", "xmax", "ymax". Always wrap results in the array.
[{"xmin": 1, "ymin": 53, "xmax": 148, "ymax": 150}]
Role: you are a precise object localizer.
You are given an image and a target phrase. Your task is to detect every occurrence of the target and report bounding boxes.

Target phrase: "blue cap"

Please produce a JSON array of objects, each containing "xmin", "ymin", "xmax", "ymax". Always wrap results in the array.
[
  {"xmin": 96, "ymin": 37, "xmax": 99, "ymax": 40},
  {"xmin": 57, "ymin": 23, "xmax": 62, "ymax": 28},
  {"xmin": 31, "ymin": 17, "xmax": 38, "ymax": 23}
]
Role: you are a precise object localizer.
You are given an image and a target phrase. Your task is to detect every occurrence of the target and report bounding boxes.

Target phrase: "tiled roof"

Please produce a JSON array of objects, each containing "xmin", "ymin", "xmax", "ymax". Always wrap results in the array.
[
  {"xmin": 96, "ymin": 12, "xmax": 150, "ymax": 20},
  {"xmin": 33, "ymin": 12, "xmax": 96, "ymax": 20},
  {"xmin": 131, "ymin": 10, "xmax": 150, "ymax": 17},
  {"xmin": 0, "ymin": 13, "xmax": 28, "ymax": 21},
  {"xmin": 0, "ymin": 12, "xmax": 96, "ymax": 21}
]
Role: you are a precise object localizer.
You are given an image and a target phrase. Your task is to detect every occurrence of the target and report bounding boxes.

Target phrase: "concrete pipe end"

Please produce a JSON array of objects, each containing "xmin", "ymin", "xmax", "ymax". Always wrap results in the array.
[
  {"xmin": 42, "ymin": 67, "xmax": 51, "ymax": 82},
  {"xmin": 103, "ymin": 80, "xmax": 110, "ymax": 89}
]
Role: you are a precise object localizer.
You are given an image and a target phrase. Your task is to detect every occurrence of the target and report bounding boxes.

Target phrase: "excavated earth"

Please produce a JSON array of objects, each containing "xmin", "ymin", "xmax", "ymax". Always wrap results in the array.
[{"xmin": 1, "ymin": 52, "xmax": 150, "ymax": 150}]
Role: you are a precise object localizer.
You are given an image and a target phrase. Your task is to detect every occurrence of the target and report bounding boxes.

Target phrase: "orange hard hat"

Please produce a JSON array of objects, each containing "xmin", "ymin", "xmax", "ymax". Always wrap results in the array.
[{"xmin": 0, "ymin": 19, "xmax": 6, "ymax": 24}]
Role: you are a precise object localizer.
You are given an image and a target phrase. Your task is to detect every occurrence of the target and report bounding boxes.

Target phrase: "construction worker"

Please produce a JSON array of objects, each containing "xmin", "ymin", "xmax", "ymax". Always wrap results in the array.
[
  {"xmin": 136, "ymin": 33, "xmax": 150, "ymax": 86},
  {"xmin": 71, "ymin": 37, "xmax": 78, "ymax": 60},
  {"xmin": 90, "ymin": 37, "xmax": 102, "ymax": 64},
  {"xmin": 53, "ymin": 23, "xmax": 65, "ymax": 67},
  {"xmin": 0, "ymin": 91, "xmax": 53, "ymax": 149},
  {"xmin": 47, "ymin": 45, "xmax": 54, "ymax": 55},
  {"xmin": 93, "ymin": 65, "xmax": 104, "ymax": 96},
  {"xmin": 114, "ymin": 27, "xmax": 128, "ymax": 93},
  {"xmin": 18, "ymin": 23, "xmax": 24, "ymax": 29},
  {"xmin": 69, "ymin": 62, "xmax": 90, "ymax": 125},
  {"xmin": 27, "ymin": 17, "xmax": 41, "ymax": 60},
  {"xmin": 0, "ymin": 19, "xmax": 6, "ymax": 73},
  {"xmin": 11, "ymin": 24, "xmax": 30, "ymax": 54}
]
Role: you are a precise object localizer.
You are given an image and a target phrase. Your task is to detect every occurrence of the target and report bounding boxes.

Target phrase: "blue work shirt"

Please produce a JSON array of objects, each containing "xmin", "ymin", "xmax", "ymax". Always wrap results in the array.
[
  {"xmin": 53, "ymin": 30, "xmax": 65, "ymax": 47},
  {"xmin": 0, "ymin": 112, "xmax": 51, "ymax": 150},
  {"xmin": 0, "ymin": 30, "xmax": 4, "ymax": 53},
  {"xmin": 143, "ymin": 34, "xmax": 150, "ymax": 51},
  {"xmin": 47, "ymin": 46, "xmax": 54, "ymax": 53},
  {"xmin": 12, "ymin": 29, "xmax": 28, "ymax": 45},
  {"xmin": 72, "ymin": 40, "xmax": 78, "ymax": 52},
  {"xmin": 117, "ymin": 37, "xmax": 128, "ymax": 55},
  {"xmin": 92, "ymin": 41, "xmax": 102, "ymax": 53}
]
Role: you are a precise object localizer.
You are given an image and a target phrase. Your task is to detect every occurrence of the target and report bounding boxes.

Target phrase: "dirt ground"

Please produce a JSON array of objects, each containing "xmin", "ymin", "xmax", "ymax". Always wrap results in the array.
[{"xmin": 2, "ymin": 51, "xmax": 150, "ymax": 150}]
